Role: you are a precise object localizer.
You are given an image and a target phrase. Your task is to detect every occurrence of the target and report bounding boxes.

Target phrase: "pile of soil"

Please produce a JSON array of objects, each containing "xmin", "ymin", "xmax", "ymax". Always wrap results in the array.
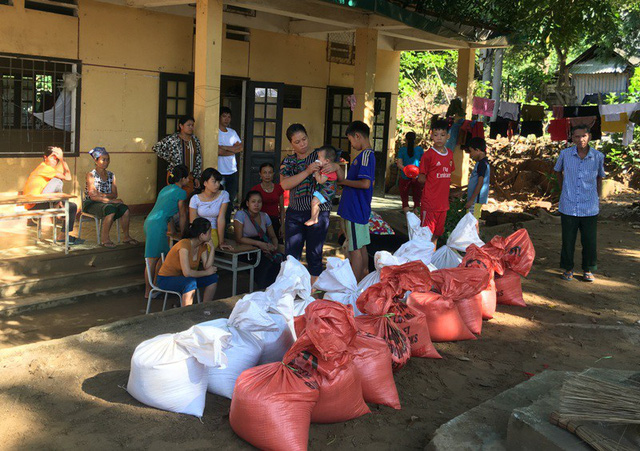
[{"xmin": 1, "ymin": 193, "xmax": 639, "ymax": 450}]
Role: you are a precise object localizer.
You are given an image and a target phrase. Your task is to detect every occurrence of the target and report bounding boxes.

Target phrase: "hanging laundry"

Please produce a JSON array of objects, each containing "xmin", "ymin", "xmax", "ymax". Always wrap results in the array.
[
  {"xmin": 459, "ymin": 120, "xmax": 485, "ymax": 148},
  {"xmin": 548, "ymin": 118, "xmax": 570, "ymax": 141},
  {"xmin": 489, "ymin": 117, "xmax": 518, "ymax": 140},
  {"xmin": 563, "ymin": 106, "xmax": 601, "ymax": 139},
  {"xmin": 520, "ymin": 121, "xmax": 543, "ymax": 137},
  {"xmin": 552, "ymin": 105, "xmax": 564, "ymax": 119},
  {"xmin": 599, "ymin": 102, "xmax": 640, "ymax": 117},
  {"xmin": 520, "ymin": 104, "xmax": 545, "ymax": 121},
  {"xmin": 629, "ymin": 109, "xmax": 640, "ymax": 125},
  {"xmin": 472, "ymin": 97, "xmax": 495, "ymax": 117},
  {"xmin": 601, "ymin": 113, "xmax": 628, "ymax": 134},
  {"xmin": 497, "ymin": 101, "xmax": 520, "ymax": 121},
  {"xmin": 31, "ymin": 91, "xmax": 72, "ymax": 131},
  {"xmin": 446, "ymin": 118, "xmax": 464, "ymax": 150},
  {"xmin": 567, "ymin": 116, "xmax": 597, "ymax": 133}
]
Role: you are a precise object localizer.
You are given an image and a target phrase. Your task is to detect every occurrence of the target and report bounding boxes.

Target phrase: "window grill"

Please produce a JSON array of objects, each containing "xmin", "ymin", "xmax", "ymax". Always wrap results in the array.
[
  {"xmin": 226, "ymin": 25, "xmax": 250, "ymax": 42},
  {"xmin": 0, "ymin": 53, "xmax": 80, "ymax": 156},
  {"xmin": 327, "ymin": 32, "xmax": 356, "ymax": 65},
  {"xmin": 0, "ymin": 0, "xmax": 13, "ymax": 6}
]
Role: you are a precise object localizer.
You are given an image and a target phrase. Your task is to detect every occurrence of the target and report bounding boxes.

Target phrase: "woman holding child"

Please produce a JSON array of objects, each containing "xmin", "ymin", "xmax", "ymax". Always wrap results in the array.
[{"xmin": 279, "ymin": 123, "xmax": 343, "ymax": 282}]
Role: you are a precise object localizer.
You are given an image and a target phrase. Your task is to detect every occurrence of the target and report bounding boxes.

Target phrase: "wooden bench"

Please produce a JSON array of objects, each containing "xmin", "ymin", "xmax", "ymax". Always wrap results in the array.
[{"xmin": 0, "ymin": 192, "xmax": 76, "ymax": 254}]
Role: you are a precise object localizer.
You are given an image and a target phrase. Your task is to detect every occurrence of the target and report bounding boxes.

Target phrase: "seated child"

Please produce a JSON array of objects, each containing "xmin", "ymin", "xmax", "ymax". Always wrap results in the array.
[{"xmin": 305, "ymin": 146, "xmax": 338, "ymax": 226}]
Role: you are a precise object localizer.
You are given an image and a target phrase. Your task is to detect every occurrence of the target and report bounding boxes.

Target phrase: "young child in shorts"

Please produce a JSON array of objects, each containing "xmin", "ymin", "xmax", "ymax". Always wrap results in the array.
[
  {"xmin": 418, "ymin": 118, "xmax": 455, "ymax": 243},
  {"xmin": 305, "ymin": 146, "xmax": 338, "ymax": 226},
  {"xmin": 465, "ymin": 137, "xmax": 490, "ymax": 222}
]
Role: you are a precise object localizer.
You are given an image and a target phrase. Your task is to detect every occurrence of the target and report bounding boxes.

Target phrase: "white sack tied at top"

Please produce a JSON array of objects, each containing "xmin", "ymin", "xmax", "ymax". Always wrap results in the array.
[
  {"xmin": 127, "ymin": 325, "xmax": 231, "ymax": 417},
  {"xmin": 431, "ymin": 212, "xmax": 484, "ymax": 269},
  {"xmin": 356, "ymin": 250, "xmax": 408, "ymax": 295},
  {"xmin": 200, "ymin": 297, "xmax": 279, "ymax": 399},
  {"xmin": 313, "ymin": 257, "xmax": 362, "ymax": 316},
  {"xmin": 265, "ymin": 256, "xmax": 315, "ymax": 316},
  {"xmin": 396, "ymin": 211, "xmax": 436, "ymax": 265},
  {"xmin": 238, "ymin": 291, "xmax": 297, "ymax": 365}
]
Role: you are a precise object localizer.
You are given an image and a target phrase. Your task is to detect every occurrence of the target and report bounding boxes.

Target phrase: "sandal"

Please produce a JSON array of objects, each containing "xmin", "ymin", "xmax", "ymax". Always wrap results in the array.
[
  {"xmin": 101, "ymin": 241, "xmax": 116, "ymax": 249},
  {"xmin": 123, "ymin": 238, "xmax": 139, "ymax": 245},
  {"xmin": 583, "ymin": 271, "xmax": 595, "ymax": 282},
  {"xmin": 561, "ymin": 270, "xmax": 573, "ymax": 281}
]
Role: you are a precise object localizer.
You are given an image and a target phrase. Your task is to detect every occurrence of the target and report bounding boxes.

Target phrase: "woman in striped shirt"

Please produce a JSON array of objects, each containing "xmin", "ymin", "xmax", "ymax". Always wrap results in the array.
[{"xmin": 279, "ymin": 123, "xmax": 343, "ymax": 283}]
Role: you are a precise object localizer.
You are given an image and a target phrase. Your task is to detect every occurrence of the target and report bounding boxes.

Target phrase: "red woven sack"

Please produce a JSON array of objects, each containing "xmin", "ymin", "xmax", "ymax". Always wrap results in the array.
[
  {"xmin": 355, "ymin": 315, "xmax": 411, "ymax": 371},
  {"xmin": 502, "ymin": 229, "xmax": 535, "ymax": 277},
  {"xmin": 293, "ymin": 301, "xmax": 370, "ymax": 424},
  {"xmin": 470, "ymin": 278, "xmax": 497, "ymax": 319},
  {"xmin": 407, "ymin": 291, "xmax": 476, "ymax": 342},
  {"xmin": 461, "ymin": 244, "xmax": 503, "ymax": 320},
  {"xmin": 357, "ymin": 278, "xmax": 440, "ymax": 359},
  {"xmin": 429, "ymin": 267, "xmax": 491, "ymax": 335},
  {"xmin": 379, "ymin": 260, "xmax": 434, "ymax": 294},
  {"xmin": 495, "ymin": 269, "xmax": 526, "ymax": 307},
  {"xmin": 230, "ymin": 339, "xmax": 319, "ymax": 451},
  {"xmin": 349, "ymin": 332, "xmax": 401, "ymax": 409}
]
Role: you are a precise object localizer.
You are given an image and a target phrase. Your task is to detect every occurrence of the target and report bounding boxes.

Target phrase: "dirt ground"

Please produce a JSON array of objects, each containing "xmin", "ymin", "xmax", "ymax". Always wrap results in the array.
[{"xmin": 1, "ymin": 192, "xmax": 639, "ymax": 450}]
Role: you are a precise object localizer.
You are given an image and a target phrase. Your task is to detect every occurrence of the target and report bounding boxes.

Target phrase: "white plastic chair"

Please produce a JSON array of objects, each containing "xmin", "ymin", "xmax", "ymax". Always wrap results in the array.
[
  {"xmin": 145, "ymin": 254, "xmax": 182, "ymax": 314},
  {"xmin": 145, "ymin": 253, "xmax": 201, "ymax": 314},
  {"xmin": 77, "ymin": 212, "xmax": 120, "ymax": 244}
]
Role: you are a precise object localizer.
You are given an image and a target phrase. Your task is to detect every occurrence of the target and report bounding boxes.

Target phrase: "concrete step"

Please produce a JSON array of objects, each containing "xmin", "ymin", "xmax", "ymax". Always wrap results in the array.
[
  {"xmin": 0, "ymin": 244, "xmax": 144, "ymax": 280},
  {"xmin": 0, "ymin": 272, "xmax": 144, "ymax": 317},
  {"xmin": 0, "ymin": 257, "xmax": 144, "ymax": 298}
]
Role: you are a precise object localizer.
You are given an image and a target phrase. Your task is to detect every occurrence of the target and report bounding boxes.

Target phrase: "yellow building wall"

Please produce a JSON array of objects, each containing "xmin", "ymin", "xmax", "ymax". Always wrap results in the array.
[{"xmin": 1, "ymin": 7, "xmax": 401, "ymax": 206}]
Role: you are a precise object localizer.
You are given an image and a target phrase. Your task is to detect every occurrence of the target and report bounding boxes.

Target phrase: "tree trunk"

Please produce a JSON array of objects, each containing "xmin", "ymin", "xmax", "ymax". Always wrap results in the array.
[{"xmin": 491, "ymin": 49, "xmax": 504, "ymax": 120}]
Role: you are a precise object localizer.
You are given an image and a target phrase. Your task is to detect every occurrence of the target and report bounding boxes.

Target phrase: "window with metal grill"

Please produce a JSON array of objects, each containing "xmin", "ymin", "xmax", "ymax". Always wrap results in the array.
[
  {"xmin": 327, "ymin": 32, "xmax": 355, "ymax": 65},
  {"xmin": 0, "ymin": 53, "xmax": 80, "ymax": 156}
]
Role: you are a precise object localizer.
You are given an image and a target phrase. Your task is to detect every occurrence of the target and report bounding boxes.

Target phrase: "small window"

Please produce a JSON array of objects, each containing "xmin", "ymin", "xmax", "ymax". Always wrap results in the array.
[
  {"xmin": 223, "ymin": 5, "xmax": 256, "ymax": 17},
  {"xmin": 283, "ymin": 85, "xmax": 302, "ymax": 109},
  {"xmin": 226, "ymin": 25, "xmax": 250, "ymax": 42},
  {"xmin": 327, "ymin": 32, "xmax": 355, "ymax": 65},
  {"xmin": 0, "ymin": 0, "xmax": 13, "ymax": 6},
  {"xmin": 0, "ymin": 53, "xmax": 80, "ymax": 156},
  {"xmin": 25, "ymin": 0, "xmax": 77, "ymax": 16}
]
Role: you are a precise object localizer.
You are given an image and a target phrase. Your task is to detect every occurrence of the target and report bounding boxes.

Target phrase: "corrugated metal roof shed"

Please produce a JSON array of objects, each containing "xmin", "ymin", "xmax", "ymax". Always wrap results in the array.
[{"xmin": 570, "ymin": 57, "xmax": 629, "ymax": 75}]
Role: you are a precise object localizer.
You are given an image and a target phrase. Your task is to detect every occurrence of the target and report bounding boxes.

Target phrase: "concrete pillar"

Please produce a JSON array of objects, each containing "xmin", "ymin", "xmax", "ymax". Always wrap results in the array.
[
  {"xmin": 194, "ymin": 0, "xmax": 223, "ymax": 168},
  {"xmin": 453, "ymin": 48, "xmax": 476, "ymax": 186},
  {"xmin": 353, "ymin": 28, "xmax": 378, "ymax": 129}
]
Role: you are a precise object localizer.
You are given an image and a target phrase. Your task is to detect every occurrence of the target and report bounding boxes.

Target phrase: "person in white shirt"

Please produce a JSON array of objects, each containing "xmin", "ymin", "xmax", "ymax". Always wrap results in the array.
[{"xmin": 218, "ymin": 107, "xmax": 243, "ymax": 223}]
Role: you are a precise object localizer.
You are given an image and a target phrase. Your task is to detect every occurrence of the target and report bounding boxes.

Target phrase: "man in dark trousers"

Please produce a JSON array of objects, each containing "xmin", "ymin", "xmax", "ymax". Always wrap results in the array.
[{"xmin": 554, "ymin": 124, "xmax": 605, "ymax": 282}]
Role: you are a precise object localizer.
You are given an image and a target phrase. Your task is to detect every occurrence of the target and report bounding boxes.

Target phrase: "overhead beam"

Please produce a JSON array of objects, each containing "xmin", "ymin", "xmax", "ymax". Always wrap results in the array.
[
  {"xmin": 289, "ymin": 20, "xmax": 350, "ymax": 35},
  {"xmin": 392, "ymin": 38, "xmax": 458, "ymax": 51},
  {"xmin": 381, "ymin": 27, "xmax": 468, "ymax": 49}
]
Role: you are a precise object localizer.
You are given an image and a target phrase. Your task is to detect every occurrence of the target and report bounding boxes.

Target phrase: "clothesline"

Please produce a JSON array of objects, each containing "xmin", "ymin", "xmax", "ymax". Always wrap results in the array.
[{"xmin": 469, "ymin": 97, "xmax": 639, "ymax": 145}]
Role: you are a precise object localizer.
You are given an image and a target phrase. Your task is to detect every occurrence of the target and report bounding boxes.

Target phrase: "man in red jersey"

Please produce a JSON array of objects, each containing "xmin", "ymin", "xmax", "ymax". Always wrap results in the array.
[{"xmin": 418, "ymin": 119, "xmax": 455, "ymax": 243}]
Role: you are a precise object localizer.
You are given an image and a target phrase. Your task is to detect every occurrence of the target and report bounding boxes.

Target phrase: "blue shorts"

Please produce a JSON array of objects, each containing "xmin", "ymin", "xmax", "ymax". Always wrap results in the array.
[
  {"xmin": 313, "ymin": 191, "xmax": 328, "ymax": 204},
  {"xmin": 156, "ymin": 273, "xmax": 218, "ymax": 294}
]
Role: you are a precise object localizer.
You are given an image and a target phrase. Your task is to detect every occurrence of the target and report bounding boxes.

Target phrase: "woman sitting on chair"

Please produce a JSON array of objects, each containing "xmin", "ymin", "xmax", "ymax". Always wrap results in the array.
[
  {"xmin": 156, "ymin": 217, "xmax": 218, "ymax": 306},
  {"xmin": 189, "ymin": 167, "xmax": 233, "ymax": 251},
  {"xmin": 84, "ymin": 147, "xmax": 138, "ymax": 248},
  {"xmin": 143, "ymin": 164, "xmax": 190, "ymax": 299},
  {"xmin": 234, "ymin": 190, "xmax": 283, "ymax": 289}
]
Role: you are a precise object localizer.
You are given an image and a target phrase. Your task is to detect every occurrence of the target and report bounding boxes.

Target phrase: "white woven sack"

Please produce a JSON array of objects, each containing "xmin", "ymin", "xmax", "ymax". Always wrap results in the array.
[
  {"xmin": 446, "ymin": 212, "xmax": 484, "ymax": 252},
  {"xmin": 313, "ymin": 257, "xmax": 362, "ymax": 316},
  {"xmin": 127, "ymin": 325, "xmax": 231, "ymax": 417}
]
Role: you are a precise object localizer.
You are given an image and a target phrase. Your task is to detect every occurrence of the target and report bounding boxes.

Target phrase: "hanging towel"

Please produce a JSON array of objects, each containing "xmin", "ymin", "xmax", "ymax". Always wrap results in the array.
[
  {"xmin": 601, "ymin": 113, "xmax": 628, "ymax": 134},
  {"xmin": 520, "ymin": 104, "xmax": 545, "ymax": 121},
  {"xmin": 552, "ymin": 105, "xmax": 564, "ymax": 119},
  {"xmin": 629, "ymin": 109, "xmax": 640, "ymax": 125},
  {"xmin": 520, "ymin": 121, "xmax": 543, "ymax": 137},
  {"xmin": 446, "ymin": 118, "xmax": 464, "ymax": 150},
  {"xmin": 548, "ymin": 118, "xmax": 570, "ymax": 141},
  {"xmin": 472, "ymin": 97, "xmax": 495, "ymax": 117},
  {"xmin": 563, "ymin": 106, "xmax": 601, "ymax": 139},
  {"xmin": 568, "ymin": 116, "xmax": 597, "ymax": 132},
  {"xmin": 497, "ymin": 101, "xmax": 520, "ymax": 121},
  {"xmin": 31, "ymin": 91, "xmax": 72, "ymax": 132},
  {"xmin": 489, "ymin": 117, "xmax": 518, "ymax": 139}
]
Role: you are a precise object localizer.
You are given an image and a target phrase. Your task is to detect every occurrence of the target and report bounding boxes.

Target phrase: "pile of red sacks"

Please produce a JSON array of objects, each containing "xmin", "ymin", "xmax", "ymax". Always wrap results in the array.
[{"xmin": 230, "ymin": 229, "xmax": 535, "ymax": 450}]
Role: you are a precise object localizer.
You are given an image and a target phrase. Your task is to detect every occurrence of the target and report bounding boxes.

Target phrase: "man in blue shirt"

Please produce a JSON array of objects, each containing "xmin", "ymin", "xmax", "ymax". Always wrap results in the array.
[
  {"xmin": 554, "ymin": 124, "xmax": 606, "ymax": 282},
  {"xmin": 338, "ymin": 121, "xmax": 376, "ymax": 282}
]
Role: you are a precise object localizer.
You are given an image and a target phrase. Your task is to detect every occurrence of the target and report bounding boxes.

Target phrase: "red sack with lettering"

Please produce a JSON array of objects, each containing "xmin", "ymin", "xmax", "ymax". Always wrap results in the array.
[
  {"xmin": 358, "ymin": 269, "xmax": 440, "ymax": 363},
  {"xmin": 355, "ymin": 314, "xmax": 411, "ymax": 372},
  {"xmin": 458, "ymin": 245, "xmax": 503, "ymax": 320},
  {"xmin": 292, "ymin": 301, "xmax": 370, "ymax": 424},
  {"xmin": 502, "ymin": 229, "xmax": 535, "ymax": 277},
  {"xmin": 230, "ymin": 339, "xmax": 319, "ymax": 451},
  {"xmin": 495, "ymin": 269, "xmax": 526, "ymax": 307},
  {"xmin": 349, "ymin": 332, "xmax": 401, "ymax": 409},
  {"xmin": 430, "ymin": 267, "xmax": 490, "ymax": 335}
]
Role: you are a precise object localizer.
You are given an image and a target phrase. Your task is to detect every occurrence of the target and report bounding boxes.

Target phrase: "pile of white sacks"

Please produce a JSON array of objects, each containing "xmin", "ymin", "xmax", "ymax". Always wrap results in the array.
[{"xmin": 126, "ymin": 212, "xmax": 483, "ymax": 418}]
